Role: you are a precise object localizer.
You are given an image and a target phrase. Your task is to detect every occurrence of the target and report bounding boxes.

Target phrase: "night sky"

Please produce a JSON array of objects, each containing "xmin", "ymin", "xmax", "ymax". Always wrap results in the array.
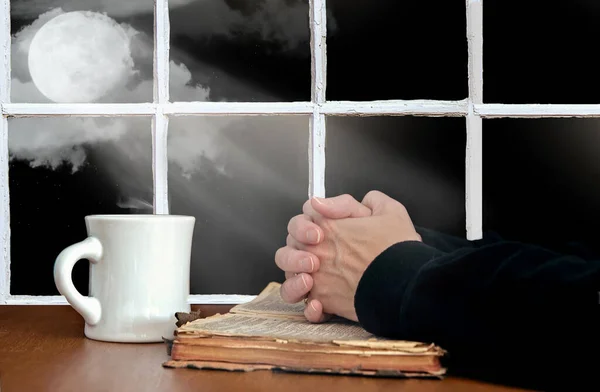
[{"xmin": 8, "ymin": 0, "xmax": 600, "ymax": 296}]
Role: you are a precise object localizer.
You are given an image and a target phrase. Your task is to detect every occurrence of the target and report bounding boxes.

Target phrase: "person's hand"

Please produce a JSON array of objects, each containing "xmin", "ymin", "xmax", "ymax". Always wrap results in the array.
[
  {"xmin": 279, "ymin": 191, "xmax": 422, "ymax": 322},
  {"xmin": 275, "ymin": 194, "xmax": 372, "ymax": 321}
]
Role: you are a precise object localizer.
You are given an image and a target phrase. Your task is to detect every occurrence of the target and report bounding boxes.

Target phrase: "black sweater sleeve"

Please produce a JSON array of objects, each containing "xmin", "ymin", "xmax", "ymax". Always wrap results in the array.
[{"xmin": 354, "ymin": 239, "xmax": 600, "ymax": 390}]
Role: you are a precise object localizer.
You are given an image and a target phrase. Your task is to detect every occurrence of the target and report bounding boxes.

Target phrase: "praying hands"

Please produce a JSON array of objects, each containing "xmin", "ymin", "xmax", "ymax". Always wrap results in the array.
[{"xmin": 274, "ymin": 191, "xmax": 422, "ymax": 323}]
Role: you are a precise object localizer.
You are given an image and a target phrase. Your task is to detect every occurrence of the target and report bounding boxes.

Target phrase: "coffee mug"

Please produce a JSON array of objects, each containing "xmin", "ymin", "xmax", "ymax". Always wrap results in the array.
[{"xmin": 54, "ymin": 214, "xmax": 195, "ymax": 343}]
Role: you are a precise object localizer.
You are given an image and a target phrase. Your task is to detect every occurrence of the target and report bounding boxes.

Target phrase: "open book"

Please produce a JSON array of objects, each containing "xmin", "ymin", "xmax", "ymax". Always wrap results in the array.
[{"xmin": 163, "ymin": 282, "xmax": 447, "ymax": 378}]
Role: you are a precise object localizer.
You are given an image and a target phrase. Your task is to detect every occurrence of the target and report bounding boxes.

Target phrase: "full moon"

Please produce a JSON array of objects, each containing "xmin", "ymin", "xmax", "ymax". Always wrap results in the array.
[{"xmin": 28, "ymin": 11, "xmax": 134, "ymax": 103}]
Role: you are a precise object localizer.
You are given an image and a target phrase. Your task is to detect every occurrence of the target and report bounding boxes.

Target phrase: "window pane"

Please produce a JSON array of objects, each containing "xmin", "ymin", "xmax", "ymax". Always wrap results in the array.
[
  {"xmin": 9, "ymin": 117, "xmax": 153, "ymax": 295},
  {"xmin": 10, "ymin": 2, "xmax": 154, "ymax": 103},
  {"xmin": 169, "ymin": 0, "xmax": 310, "ymax": 102},
  {"xmin": 326, "ymin": 116, "xmax": 466, "ymax": 237},
  {"xmin": 485, "ymin": 1, "xmax": 600, "ymax": 103},
  {"xmin": 484, "ymin": 119, "xmax": 600, "ymax": 253},
  {"xmin": 326, "ymin": 0, "xmax": 467, "ymax": 101},
  {"xmin": 168, "ymin": 116, "xmax": 309, "ymax": 294}
]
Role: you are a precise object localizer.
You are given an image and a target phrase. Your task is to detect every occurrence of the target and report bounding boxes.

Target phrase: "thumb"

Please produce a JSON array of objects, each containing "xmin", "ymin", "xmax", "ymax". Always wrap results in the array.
[
  {"xmin": 310, "ymin": 194, "xmax": 372, "ymax": 219},
  {"xmin": 361, "ymin": 190, "xmax": 401, "ymax": 216}
]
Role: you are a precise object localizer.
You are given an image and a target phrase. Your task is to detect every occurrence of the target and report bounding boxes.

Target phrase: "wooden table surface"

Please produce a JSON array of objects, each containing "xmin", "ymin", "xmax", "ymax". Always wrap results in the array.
[{"xmin": 0, "ymin": 305, "xmax": 531, "ymax": 392}]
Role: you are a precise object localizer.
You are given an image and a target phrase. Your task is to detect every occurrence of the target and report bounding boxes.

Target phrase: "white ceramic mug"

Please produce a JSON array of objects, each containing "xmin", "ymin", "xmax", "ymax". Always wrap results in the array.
[{"xmin": 54, "ymin": 214, "xmax": 195, "ymax": 343}]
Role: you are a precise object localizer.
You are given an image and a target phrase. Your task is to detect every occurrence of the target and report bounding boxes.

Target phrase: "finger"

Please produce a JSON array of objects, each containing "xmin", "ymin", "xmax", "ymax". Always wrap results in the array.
[
  {"xmin": 302, "ymin": 198, "xmax": 321, "ymax": 221},
  {"xmin": 286, "ymin": 234, "xmax": 306, "ymax": 251},
  {"xmin": 304, "ymin": 299, "xmax": 331, "ymax": 323},
  {"xmin": 361, "ymin": 190, "xmax": 400, "ymax": 215},
  {"xmin": 287, "ymin": 214, "xmax": 323, "ymax": 245},
  {"xmin": 280, "ymin": 273, "xmax": 313, "ymax": 303},
  {"xmin": 275, "ymin": 246, "xmax": 319, "ymax": 273},
  {"xmin": 309, "ymin": 194, "xmax": 373, "ymax": 219}
]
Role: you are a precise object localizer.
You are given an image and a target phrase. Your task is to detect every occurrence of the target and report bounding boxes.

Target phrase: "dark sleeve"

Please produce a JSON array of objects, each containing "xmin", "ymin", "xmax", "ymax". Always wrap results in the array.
[
  {"xmin": 354, "ymin": 240, "xmax": 600, "ymax": 390},
  {"xmin": 414, "ymin": 226, "xmax": 476, "ymax": 252},
  {"xmin": 415, "ymin": 226, "xmax": 507, "ymax": 252}
]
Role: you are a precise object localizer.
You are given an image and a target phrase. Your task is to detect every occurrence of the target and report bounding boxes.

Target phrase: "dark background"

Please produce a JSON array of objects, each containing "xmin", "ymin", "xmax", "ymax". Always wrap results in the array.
[{"xmin": 8, "ymin": 0, "xmax": 600, "ymax": 295}]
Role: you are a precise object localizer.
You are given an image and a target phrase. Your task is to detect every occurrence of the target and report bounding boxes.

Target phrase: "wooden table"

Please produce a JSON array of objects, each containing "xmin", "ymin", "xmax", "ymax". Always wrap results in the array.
[{"xmin": 0, "ymin": 305, "xmax": 530, "ymax": 392}]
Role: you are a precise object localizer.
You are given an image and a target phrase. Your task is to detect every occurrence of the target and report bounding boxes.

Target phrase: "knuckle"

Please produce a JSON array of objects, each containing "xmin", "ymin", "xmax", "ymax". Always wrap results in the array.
[
  {"xmin": 319, "ymin": 218, "xmax": 336, "ymax": 235},
  {"xmin": 286, "ymin": 214, "xmax": 301, "ymax": 234},
  {"xmin": 309, "ymin": 254, "xmax": 321, "ymax": 272},
  {"xmin": 339, "ymin": 193, "xmax": 353, "ymax": 203},
  {"xmin": 295, "ymin": 273, "xmax": 310, "ymax": 290},
  {"xmin": 304, "ymin": 306, "xmax": 315, "ymax": 322},
  {"xmin": 365, "ymin": 190, "xmax": 383, "ymax": 200},
  {"xmin": 338, "ymin": 193, "xmax": 355, "ymax": 209},
  {"xmin": 394, "ymin": 201, "xmax": 408, "ymax": 215},
  {"xmin": 302, "ymin": 199, "xmax": 313, "ymax": 215},
  {"xmin": 286, "ymin": 248, "xmax": 295, "ymax": 269},
  {"xmin": 311, "ymin": 274, "xmax": 328, "ymax": 297},
  {"xmin": 282, "ymin": 276, "xmax": 308, "ymax": 303},
  {"xmin": 274, "ymin": 247, "xmax": 284, "ymax": 267},
  {"xmin": 280, "ymin": 282, "xmax": 292, "ymax": 302}
]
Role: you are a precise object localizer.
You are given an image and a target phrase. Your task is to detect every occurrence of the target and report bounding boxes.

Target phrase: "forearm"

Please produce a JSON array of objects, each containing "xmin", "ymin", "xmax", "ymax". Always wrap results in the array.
[{"xmin": 354, "ymin": 240, "xmax": 600, "ymax": 389}]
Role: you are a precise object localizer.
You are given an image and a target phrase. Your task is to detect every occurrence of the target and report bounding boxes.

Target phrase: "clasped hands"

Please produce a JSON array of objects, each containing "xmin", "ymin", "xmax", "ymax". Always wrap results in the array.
[{"xmin": 274, "ymin": 191, "xmax": 422, "ymax": 323}]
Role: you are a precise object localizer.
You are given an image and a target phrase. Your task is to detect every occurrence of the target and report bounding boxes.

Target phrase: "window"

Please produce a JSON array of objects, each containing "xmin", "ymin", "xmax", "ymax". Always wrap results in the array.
[{"xmin": 4, "ymin": 0, "xmax": 598, "ymax": 305}]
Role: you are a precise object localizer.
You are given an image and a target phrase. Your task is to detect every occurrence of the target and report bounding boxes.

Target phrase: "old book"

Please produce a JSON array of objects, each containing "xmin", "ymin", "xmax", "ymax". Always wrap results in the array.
[{"xmin": 163, "ymin": 282, "xmax": 447, "ymax": 378}]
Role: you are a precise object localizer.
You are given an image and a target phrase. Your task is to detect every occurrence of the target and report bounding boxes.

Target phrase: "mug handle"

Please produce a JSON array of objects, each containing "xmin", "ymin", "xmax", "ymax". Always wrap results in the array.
[{"xmin": 54, "ymin": 237, "xmax": 103, "ymax": 326}]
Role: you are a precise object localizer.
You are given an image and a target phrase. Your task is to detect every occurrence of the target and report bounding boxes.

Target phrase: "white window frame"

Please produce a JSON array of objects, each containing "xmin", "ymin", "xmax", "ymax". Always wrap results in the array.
[{"xmin": 1, "ymin": 0, "xmax": 596, "ymax": 305}]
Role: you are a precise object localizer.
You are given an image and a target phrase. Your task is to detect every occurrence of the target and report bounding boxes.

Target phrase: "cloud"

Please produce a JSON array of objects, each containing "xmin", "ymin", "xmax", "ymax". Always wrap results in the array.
[
  {"xmin": 10, "ymin": 0, "xmax": 196, "ymax": 18},
  {"xmin": 12, "ymin": 0, "xmax": 337, "ymax": 53},
  {"xmin": 9, "ymin": 8, "xmax": 214, "ymax": 172},
  {"xmin": 169, "ymin": 0, "xmax": 337, "ymax": 52},
  {"xmin": 7, "ymin": 7, "xmax": 286, "ymax": 184}
]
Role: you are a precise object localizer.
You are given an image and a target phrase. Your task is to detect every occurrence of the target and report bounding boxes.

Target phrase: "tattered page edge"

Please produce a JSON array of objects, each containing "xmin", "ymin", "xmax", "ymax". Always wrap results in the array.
[
  {"xmin": 172, "ymin": 336, "xmax": 445, "ymax": 356},
  {"xmin": 332, "ymin": 340, "xmax": 447, "ymax": 355},
  {"xmin": 173, "ymin": 344, "xmax": 443, "ymax": 357},
  {"xmin": 175, "ymin": 310, "xmax": 202, "ymax": 327},
  {"xmin": 162, "ymin": 359, "xmax": 447, "ymax": 378},
  {"xmin": 175, "ymin": 313, "xmax": 444, "ymax": 354},
  {"xmin": 167, "ymin": 335, "xmax": 446, "ymax": 356}
]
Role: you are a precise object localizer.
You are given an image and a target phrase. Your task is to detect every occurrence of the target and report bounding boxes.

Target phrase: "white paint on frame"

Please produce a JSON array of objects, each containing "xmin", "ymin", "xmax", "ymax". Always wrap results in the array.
[
  {"xmin": 321, "ymin": 100, "xmax": 468, "ymax": 116},
  {"xmin": 167, "ymin": 102, "xmax": 313, "ymax": 115},
  {"xmin": 9, "ymin": 102, "xmax": 600, "ymax": 119},
  {"xmin": 152, "ymin": 109, "xmax": 169, "ymax": 214},
  {"xmin": 152, "ymin": 0, "xmax": 171, "ymax": 214},
  {"xmin": 476, "ymin": 104, "xmax": 600, "ymax": 118},
  {"xmin": 154, "ymin": 0, "xmax": 170, "ymax": 104},
  {"xmin": 3, "ymin": 103, "xmax": 156, "ymax": 116},
  {"xmin": 308, "ymin": 0, "xmax": 327, "ymax": 198},
  {"xmin": 0, "ymin": 115, "xmax": 9, "ymax": 303},
  {"xmin": 309, "ymin": 112, "xmax": 326, "ymax": 198},
  {"xmin": 0, "ymin": 0, "xmax": 11, "ymax": 303},
  {"xmin": 3, "ymin": 294, "xmax": 255, "ymax": 305},
  {"xmin": 465, "ymin": 0, "xmax": 483, "ymax": 240},
  {"xmin": 3, "ymin": 101, "xmax": 468, "ymax": 117}
]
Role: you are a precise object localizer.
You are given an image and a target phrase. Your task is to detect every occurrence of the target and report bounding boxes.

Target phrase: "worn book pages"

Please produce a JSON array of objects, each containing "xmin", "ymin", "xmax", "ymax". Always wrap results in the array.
[
  {"xmin": 178, "ymin": 313, "xmax": 376, "ymax": 342},
  {"xmin": 178, "ymin": 282, "xmax": 440, "ymax": 353},
  {"xmin": 179, "ymin": 281, "xmax": 375, "ymax": 342},
  {"xmin": 228, "ymin": 281, "xmax": 306, "ymax": 319},
  {"xmin": 167, "ymin": 282, "xmax": 447, "ymax": 378}
]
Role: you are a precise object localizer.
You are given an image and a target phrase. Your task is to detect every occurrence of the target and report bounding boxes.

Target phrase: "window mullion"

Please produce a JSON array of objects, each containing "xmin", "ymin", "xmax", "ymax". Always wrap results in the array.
[
  {"xmin": 153, "ymin": 0, "xmax": 171, "ymax": 214},
  {"xmin": 309, "ymin": 0, "xmax": 327, "ymax": 198},
  {"xmin": 0, "ymin": 0, "xmax": 11, "ymax": 302},
  {"xmin": 466, "ymin": 0, "xmax": 483, "ymax": 240}
]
